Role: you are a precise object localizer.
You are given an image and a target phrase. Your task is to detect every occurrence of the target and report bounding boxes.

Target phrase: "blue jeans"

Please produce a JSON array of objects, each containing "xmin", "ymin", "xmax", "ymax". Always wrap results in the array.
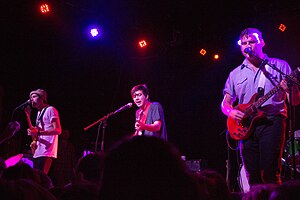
[{"xmin": 240, "ymin": 115, "xmax": 286, "ymax": 185}]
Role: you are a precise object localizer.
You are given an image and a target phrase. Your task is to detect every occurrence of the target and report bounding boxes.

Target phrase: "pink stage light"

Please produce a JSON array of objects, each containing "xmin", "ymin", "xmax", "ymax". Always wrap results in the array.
[
  {"xmin": 279, "ymin": 24, "xmax": 286, "ymax": 32},
  {"xmin": 139, "ymin": 40, "xmax": 147, "ymax": 48},
  {"xmin": 199, "ymin": 49, "xmax": 206, "ymax": 56},
  {"xmin": 40, "ymin": 3, "xmax": 50, "ymax": 14}
]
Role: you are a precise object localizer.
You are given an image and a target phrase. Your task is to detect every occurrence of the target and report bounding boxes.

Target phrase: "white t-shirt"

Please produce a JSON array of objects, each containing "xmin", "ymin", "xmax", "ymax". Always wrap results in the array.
[{"xmin": 33, "ymin": 106, "xmax": 60, "ymax": 159}]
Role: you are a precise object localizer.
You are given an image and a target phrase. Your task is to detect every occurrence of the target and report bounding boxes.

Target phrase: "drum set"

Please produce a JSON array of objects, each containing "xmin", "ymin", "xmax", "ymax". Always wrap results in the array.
[
  {"xmin": 282, "ymin": 130, "xmax": 300, "ymax": 173},
  {"xmin": 281, "ymin": 130, "xmax": 300, "ymax": 180},
  {"xmin": 238, "ymin": 130, "xmax": 300, "ymax": 193}
]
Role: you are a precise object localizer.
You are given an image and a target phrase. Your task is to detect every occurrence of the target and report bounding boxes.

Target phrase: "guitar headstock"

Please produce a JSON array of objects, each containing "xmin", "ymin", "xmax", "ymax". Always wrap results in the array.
[
  {"xmin": 0, "ymin": 121, "xmax": 21, "ymax": 145},
  {"xmin": 6, "ymin": 121, "xmax": 20, "ymax": 136},
  {"xmin": 293, "ymin": 67, "xmax": 300, "ymax": 83}
]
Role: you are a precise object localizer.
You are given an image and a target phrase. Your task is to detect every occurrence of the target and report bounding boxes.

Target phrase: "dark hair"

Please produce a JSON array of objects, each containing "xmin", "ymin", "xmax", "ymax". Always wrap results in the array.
[
  {"xmin": 1, "ymin": 163, "xmax": 39, "ymax": 183},
  {"xmin": 243, "ymin": 183, "xmax": 278, "ymax": 200},
  {"xmin": 269, "ymin": 180, "xmax": 300, "ymax": 200},
  {"xmin": 195, "ymin": 169, "xmax": 231, "ymax": 200},
  {"xmin": 130, "ymin": 84, "xmax": 149, "ymax": 98},
  {"xmin": 239, "ymin": 28, "xmax": 263, "ymax": 40},
  {"xmin": 74, "ymin": 152, "xmax": 105, "ymax": 184},
  {"xmin": 99, "ymin": 136, "xmax": 202, "ymax": 200},
  {"xmin": 0, "ymin": 178, "xmax": 57, "ymax": 200}
]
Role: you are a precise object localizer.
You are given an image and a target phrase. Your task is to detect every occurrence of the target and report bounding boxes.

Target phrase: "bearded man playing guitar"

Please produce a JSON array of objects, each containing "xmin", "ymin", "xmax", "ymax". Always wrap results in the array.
[
  {"xmin": 25, "ymin": 89, "xmax": 61, "ymax": 175},
  {"xmin": 221, "ymin": 28, "xmax": 300, "ymax": 186}
]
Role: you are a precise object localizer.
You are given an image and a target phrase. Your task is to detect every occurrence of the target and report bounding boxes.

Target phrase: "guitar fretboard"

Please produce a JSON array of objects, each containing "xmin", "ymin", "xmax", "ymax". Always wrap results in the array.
[{"xmin": 254, "ymin": 67, "xmax": 300, "ymax": 109}]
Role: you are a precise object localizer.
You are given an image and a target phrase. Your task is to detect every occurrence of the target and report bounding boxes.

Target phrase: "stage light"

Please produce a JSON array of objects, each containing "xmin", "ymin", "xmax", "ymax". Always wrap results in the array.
[
  {"xmin": 199, "ymin": 49, "xmax": 206, "ymax": 56},
  {"xmin": 86, "ymin": 25, "xmax": 102, "ymax": 40},
  {"xmin": 213, "ymin": 54, "xmax": 220, "ymax": 60},
  {"xmin": 40, "ymin": 3, "xmax": 50, "ymax": 14},
  {"xmin": 139, "ymin": 40, "xmax": 147, "ymax": 48},
  {"xmin": 279, "ymin": 24, "xmax": 286, "ymax": 32},
  {"xmin": 90, "ymin": 28, "xmax": 99, "ymax": 37}
]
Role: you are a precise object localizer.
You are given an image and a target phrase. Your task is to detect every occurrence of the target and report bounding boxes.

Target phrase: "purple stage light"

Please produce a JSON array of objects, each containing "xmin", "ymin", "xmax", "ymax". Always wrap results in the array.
[{"xmin": 90, "ymin": 28, "xmax": 99, "ymax": 37}]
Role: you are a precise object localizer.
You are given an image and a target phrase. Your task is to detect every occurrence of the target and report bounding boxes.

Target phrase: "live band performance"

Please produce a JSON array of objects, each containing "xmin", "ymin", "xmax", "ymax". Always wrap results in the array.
[{"xmin": 1, "ymin": 1, "xmax": 300, "ymax": 199}]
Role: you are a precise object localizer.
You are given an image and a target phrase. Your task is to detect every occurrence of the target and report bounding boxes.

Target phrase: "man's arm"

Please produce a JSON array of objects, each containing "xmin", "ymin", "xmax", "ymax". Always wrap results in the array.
[
  {"xmin": 135, "ymin": 120, "xmax": 162, "ymax": 133},
  {"xmin": 221, "ymin": 93, "xmax": 245, "ymax": 121},
  {"xmin": 281, "ymin": 79, "xmax": 300, "ymax": 106}
]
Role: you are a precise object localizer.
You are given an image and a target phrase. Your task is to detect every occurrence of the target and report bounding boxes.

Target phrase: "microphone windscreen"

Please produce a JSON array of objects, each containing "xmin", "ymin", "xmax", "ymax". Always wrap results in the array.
[{"xmin": 244, "ymin": 47, "xmax": 252, "ymax": 54}]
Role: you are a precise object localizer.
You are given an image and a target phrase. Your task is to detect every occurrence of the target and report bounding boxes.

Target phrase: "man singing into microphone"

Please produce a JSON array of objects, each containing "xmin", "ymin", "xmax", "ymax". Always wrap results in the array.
[
  {"xmin": 25, "ymin": 89, "xmax": 62, "ymax": 175},
  {"xmin": 221, "ymin": 28, "xmax": 300, "ymax": 186},
  {"xmin": 131, "ymin": 84, "xmax": 167, "ymax": 141}
]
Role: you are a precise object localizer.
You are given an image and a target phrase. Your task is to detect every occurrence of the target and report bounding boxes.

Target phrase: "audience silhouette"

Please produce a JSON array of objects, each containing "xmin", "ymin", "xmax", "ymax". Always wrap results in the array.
[
  {"xmin": 269, "ymin": 180, "xmax": 300, "ymax": 200},
  {"xmin": 242, "ymin": 183, "xmax": 278, "ymax": 200},
  {"xmin": 3, "ymin": 128, "xmax": 300, "ymax": 200},
  {"xmin": 0, "ymin": 178, "xmax": 56, "ymax": 200},
  {"xmin": 73, "ymin": 152, "xmax": 105, "ymax": 185},
  {"xmin": 51, "ymin": 129, "xmax": 76, "ymax": 187},
  {"xmin": 195, "ymin": 169, "xmax": 231, "ymax": 200},
  {"xmin": 99, "ymin": 135, "xmax": 204, "ymax": 200}
]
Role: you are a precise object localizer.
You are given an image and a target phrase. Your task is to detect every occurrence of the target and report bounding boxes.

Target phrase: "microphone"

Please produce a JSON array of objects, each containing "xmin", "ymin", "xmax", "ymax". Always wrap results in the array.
[
  {"xmin": 15, "ymin": 100, "xmax": 31, "ymax": 110},
  {"xmin": 244, "ymin": 47, "xmax": 255, "ymax": 56},
  {"xmin": 113, "ymin": 103, "xmax": 133, "ymax": 114}
]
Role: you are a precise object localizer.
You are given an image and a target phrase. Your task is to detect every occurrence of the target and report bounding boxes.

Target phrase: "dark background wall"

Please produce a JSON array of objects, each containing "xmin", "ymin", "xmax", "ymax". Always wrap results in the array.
[{"xmin": 1, "ymin": 0, "xmax": 300, "ymax": 175}]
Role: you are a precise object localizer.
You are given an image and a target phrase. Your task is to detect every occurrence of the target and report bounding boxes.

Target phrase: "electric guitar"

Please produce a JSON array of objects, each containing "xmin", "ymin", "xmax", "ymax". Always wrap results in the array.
[
  {"xmin": 134, "ymin": 109, "xmax": 144, "ymax": 136},
  {"xmin": 227, "ymin": 67, "xmax": 300, "ymax": 140},
  {"xmin": 25, "ymin": 107, "xmax": 37, "ymax": 154}
]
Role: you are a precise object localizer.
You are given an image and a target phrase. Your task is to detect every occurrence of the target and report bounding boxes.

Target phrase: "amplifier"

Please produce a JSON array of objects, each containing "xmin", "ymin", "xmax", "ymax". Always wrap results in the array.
[{"xmin": 184, "ymin": 159, "xmax": 208, "ymax": 172}]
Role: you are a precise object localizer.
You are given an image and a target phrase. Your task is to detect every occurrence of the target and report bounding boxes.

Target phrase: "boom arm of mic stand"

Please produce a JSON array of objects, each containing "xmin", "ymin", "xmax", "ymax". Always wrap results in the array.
[
  {"xmin": 266, "ymin": 63, "xmax": 300, "ymax": 86},
  {"xmin": 84, "ymin": 116, "xmax": 107, "ymax": 131},
  {"xmin": 250, "ymin": 54, "xmax": 300, "ymax": 86},
  {"xmin": 84, "ymin": 105, "xmax": 129, "ymax": 131},
  {"xmin": 84, "ymin": 111, "xmax": 117, "ymax": 131}
]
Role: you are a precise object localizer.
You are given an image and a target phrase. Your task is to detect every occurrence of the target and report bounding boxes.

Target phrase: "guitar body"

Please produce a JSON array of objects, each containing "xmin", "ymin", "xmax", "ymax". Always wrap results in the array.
[
  {"xmin": 227, "ymin": 93, "xmax": 265, "ymax": 140},
  {"xmin": 30, "ymin": 138, "xmax": 37, "ymax": 155},
  {"xmin": 227, "ymin": 66, "xmax": 300, "ymax": 141}
]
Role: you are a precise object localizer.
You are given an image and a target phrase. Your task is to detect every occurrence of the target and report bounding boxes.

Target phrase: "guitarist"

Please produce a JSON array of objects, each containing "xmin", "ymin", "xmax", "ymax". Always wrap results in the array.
[
  {"xmin": 221, "ymin": 28, "xmax": 300, "ymax": 186},
  {"xmin": 25, "ymin": 89, "xmax": 62, "ymax": 175},
  {"xmin": 131, "ymin": 84, "xmax": 168, "ymax": 141}
]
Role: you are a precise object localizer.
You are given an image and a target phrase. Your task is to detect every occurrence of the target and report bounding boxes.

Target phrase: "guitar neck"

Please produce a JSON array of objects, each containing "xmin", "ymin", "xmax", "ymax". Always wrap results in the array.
[
  {"xmin": 253, "ymin": 85, "xmax": 282, "ymax": 108},
  {"xmin": 26, "ymin": 115, "xmax": 34, "ymax": 129},
  {"xmin": 253, "ymin": 67, "xmax": 300, "ymax": 108}
]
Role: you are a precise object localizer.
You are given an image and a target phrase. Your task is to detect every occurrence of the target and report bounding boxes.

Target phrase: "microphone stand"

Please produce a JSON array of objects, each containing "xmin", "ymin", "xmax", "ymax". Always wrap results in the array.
[
  {"xmin": 101, "ymin": 119, "xmax": 107, "ymax": 152},
  {"xmin": 247, "ymin": 52, "xmax": 300, "ymax": 86},
  {"xmin": 287, "ymin": 83, "xmax": 297, "ymax": 179},
  {"xmin": 84, "ymin": 103, "xmax": 132, "ymax": 152},
  {"xmin": 84, "ymin": 112, "xmax": 114, "ymax": 152},
  {"xmin": 249, "ymin": 53, "xmax": 300, "ymax": 179}
]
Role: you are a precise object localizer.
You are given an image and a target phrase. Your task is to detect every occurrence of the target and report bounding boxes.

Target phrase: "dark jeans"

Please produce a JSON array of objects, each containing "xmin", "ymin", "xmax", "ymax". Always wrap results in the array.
[
  {"xmin": 33, "ymin": 156, "xmax": 53, "ymax": 174},
  {"xmin": 240, "ymin": 115, "xmax": 286, "ymax": 186}
]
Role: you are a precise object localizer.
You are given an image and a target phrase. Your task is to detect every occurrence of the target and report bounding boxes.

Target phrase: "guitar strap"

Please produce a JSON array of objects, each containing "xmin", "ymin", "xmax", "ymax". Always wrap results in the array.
[
  {"xmin": 136, "ymin": 103, "xmax": 151, "ymax": 136},
  {"xmin": 257, "ymin": 65, "xmax": 267, "ymax": 98},
  {"xmin": 36, "ymin": 106, "xmax": 49, "ymax": 127},
  {"xmin": 136, "ymin": 109, "xmax": 144, "ymax": 136}
]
